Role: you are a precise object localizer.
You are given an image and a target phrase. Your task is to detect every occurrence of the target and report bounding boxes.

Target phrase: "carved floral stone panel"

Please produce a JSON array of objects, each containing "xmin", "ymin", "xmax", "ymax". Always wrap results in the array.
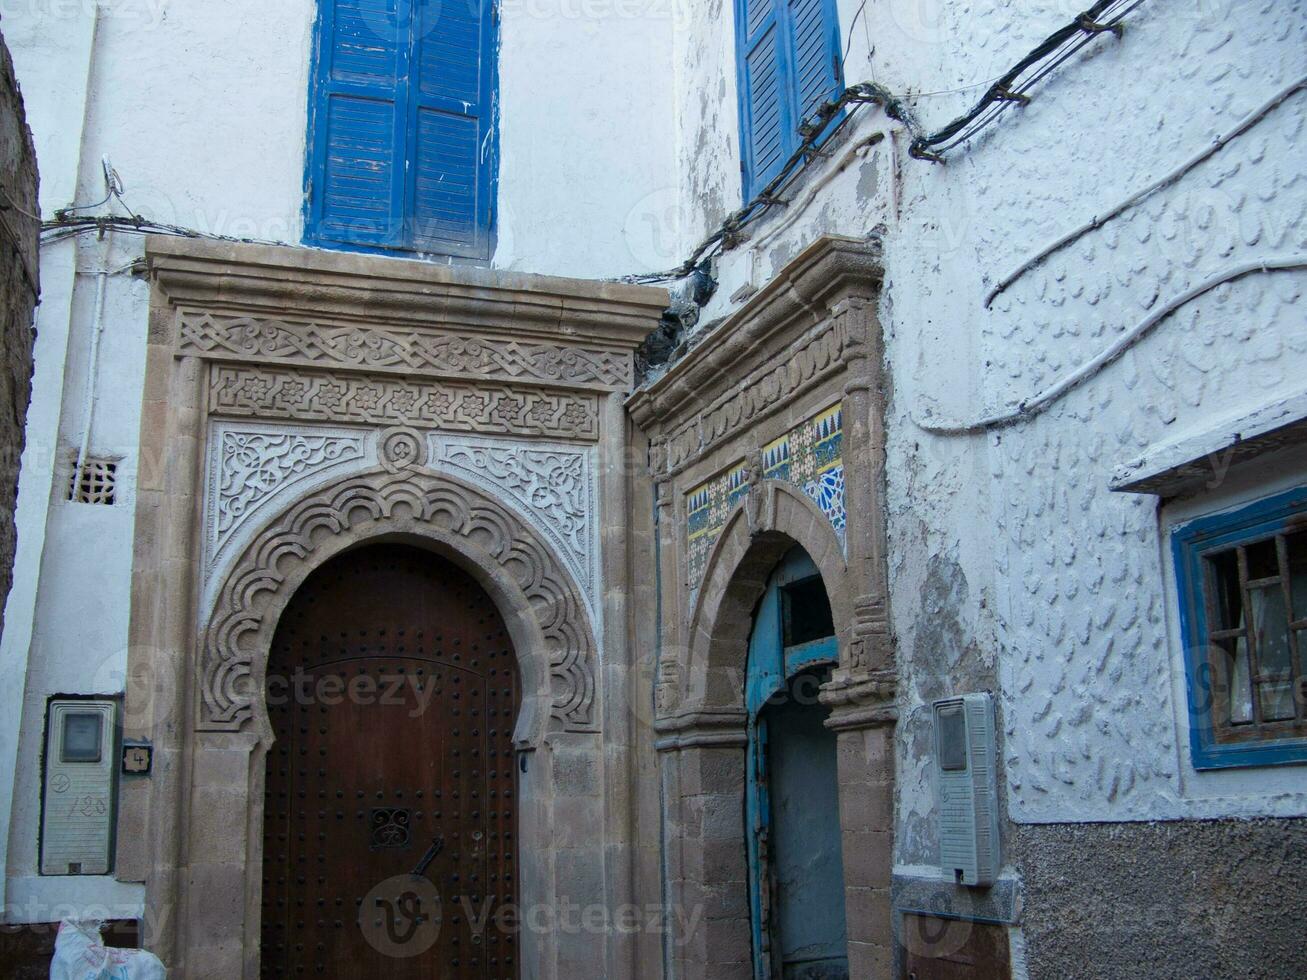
[
  {"xmin": 178, "ymin": 312, "xmax": 634, "ymax": 388},
  {"xmin": 201, "ymin": 421, "xmax": 604, "ymax": 627},
  {"xmin": 208, "ymin": 363, "xmax": 600, "ymax": 440},
  {"xmin": 658, "ymin": 316, "xmax": 848, "ymax": 476},
  {"xmin": 201, "ymin": 421, "xmax": 369, "ymax": 613},
  {"xmin": 432, "ymin": 435, "xmax": 600, "ymax": 625}
]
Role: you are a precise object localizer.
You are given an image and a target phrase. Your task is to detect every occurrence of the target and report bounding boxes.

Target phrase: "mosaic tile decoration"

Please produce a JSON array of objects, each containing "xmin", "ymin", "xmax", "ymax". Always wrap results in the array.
[
  {"xmin": 685, "ymin": 403, "xmax": 846, "ymax": 591},
  {"xmin": 687, "ymin": 461, "xmax": 749, "ymax": 591}
]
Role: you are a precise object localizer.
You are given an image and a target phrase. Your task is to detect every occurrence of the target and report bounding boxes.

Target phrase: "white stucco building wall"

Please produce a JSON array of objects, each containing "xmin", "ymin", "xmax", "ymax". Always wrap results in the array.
[
  {"xmin": 665, "ymin": 0, "xmax": 1307, "ymax": 872},
  {"xmin": 2, "ymin": 0, "xmax": 1305, "ymax": 945},
  {"xmin": 0, "ymin": 0, "xmax": 676, "ymax": 922}
]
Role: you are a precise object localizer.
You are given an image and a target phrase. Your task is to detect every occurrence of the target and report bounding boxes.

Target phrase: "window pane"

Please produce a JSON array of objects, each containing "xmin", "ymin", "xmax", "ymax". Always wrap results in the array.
[
  {"xmin": 937, "ymin": 705, "xmax": 967, "ymax": 771},
  {"xmin": 1206, "ymin": 550, "xmax": 1242, "ymax": 630},
  {"xmin": 782, "ymin": 576, "xmax": 834, "ymax": 646},
  {"xmin": 1245, "ymin": 537, "xmax": 1279, "ymax": 580},
  {"xmin": 1249, "ymin": 582, "xmax": 1296, "ymax": 721},
  {"xmin": 1219, "ymin": 637, "xmax": 1253, "ymax": 726},
  {"xmin": 61, "ymin": 712, "xmax": 103, "ymax": 763},
  {"xmin": 1288, "ymin": 530, "xmax": 1307, "ymax": 623}
]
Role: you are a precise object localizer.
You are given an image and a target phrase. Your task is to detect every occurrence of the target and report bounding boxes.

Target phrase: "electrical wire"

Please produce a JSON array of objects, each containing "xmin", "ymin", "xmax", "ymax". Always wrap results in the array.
[
  {"xmin": 986, "ymin": 73, "xmax": 1307, "ymax": 307},
  {"xmin": 40, "ymin": 213, "xmax": 295, "ymax": 251},
  {"xmin": 841, "ymin": 0, "xmax": 869, "ymax": 73},
  {"xmin": 623, "ymin": 0, "xmax": 1142, "ymax": 284},
  {"xmin": 913, "ymin": 256, "xmax": 1307, "ymax": 434}
]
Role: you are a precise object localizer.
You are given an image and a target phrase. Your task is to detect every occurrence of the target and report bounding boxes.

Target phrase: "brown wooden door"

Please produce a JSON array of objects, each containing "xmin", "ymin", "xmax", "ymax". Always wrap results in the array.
[{"xmin": 261, "ymin": 543, "xmax": 519, "ymax": 980}]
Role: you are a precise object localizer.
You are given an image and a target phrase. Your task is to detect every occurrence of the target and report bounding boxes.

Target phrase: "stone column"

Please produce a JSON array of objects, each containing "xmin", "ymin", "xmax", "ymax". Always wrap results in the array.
[
  {"xmin": 654, "ymin": 718, "xmax": 751, "ymax": 980},
  {"xmin": 823, "ymin": 278, "xmax": 898, "ymax": 977}
]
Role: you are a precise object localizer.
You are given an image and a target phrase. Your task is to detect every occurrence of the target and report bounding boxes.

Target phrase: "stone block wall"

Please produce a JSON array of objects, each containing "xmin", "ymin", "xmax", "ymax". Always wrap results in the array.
[{"xmin": 0, "ymin": 27, "xmax": 37, "ymax": 646}]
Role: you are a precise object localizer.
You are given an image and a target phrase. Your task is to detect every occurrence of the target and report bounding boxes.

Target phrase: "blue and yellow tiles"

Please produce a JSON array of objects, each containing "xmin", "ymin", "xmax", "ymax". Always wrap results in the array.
[
  {"xmin": 686, "ymin": 461, "xmax": 749, "ymax": 589},
  {"xmin": 684, "ymin": 403, "xmax": 847, "ymax": 593}
]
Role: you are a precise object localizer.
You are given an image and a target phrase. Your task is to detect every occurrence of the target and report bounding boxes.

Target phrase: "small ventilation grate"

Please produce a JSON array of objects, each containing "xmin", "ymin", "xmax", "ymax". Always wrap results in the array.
[{"xmin": 68, "ymin": 456, "xmax": 117, "ymax": 505}]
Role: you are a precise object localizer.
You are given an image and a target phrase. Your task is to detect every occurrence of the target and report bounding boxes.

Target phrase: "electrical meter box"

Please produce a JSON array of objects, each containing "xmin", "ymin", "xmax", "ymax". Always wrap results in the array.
[
  {"xmin": 40, "ymin": 699, "xmax": 118, "ymax": 876},
  {"xmin": 933, "ymin": 692, "xmax": 999, "ymax": 886}
]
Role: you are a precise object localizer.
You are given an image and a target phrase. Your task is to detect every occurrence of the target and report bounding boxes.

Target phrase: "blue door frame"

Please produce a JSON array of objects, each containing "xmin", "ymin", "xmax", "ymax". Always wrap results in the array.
[{"xmin": 744, "ymin": 548, "xmax": 842, "ymax": 979}]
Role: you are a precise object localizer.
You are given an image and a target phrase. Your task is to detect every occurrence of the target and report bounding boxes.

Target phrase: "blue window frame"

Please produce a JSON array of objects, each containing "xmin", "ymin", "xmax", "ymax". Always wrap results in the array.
[
  {"xmin": 304, "ymin": 0, "xmax": 498, "ymax": 259},
  {"xmin": 1172, "ymin": 485, "xmax": 1307, "ymax": 769},
  {"xmin": 733, "ymin": 0, "xmax": 843, "ymax": 200}
]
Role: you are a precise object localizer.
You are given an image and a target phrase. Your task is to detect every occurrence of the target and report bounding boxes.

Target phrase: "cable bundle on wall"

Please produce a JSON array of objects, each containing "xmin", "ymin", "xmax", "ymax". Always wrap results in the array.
[{"xmin": 624, "ymin": 0, "xmax": 1145, "ymax": 285}]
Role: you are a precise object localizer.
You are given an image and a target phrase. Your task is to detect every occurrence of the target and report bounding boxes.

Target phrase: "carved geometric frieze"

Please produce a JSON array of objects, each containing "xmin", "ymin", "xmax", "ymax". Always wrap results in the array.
[
  {"xmin": 208, "ymin": 363, "xmax": 600, "ymax": 441},
  {"xmin": 200, "ymin": 469, "xmax": 599, "ymax": 734},
  {"xmin": 178, "ymin": 311, "xmax": 633, "ymax": 389},
  {"xmin": 657, "ymin": 316, "xmax": 849, "ymax": 476},
  {"xmin": 431, "ymin": 435, "xmax": 600, "ymax": 627}
]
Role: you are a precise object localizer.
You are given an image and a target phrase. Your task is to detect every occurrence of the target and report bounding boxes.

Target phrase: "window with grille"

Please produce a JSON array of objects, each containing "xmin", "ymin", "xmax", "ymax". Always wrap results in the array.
[
  {"xmin": 1173, "ymin": 485, "xmax": 1307, "ymax": 769},
  {"xmin": 68, "ymin": 456, "xmax": 117, "ymax": 505}
]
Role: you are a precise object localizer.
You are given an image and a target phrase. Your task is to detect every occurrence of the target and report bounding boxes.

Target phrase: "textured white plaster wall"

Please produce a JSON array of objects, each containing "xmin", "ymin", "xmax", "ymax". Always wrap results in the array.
[
  {"xmin": 2, "ymin": 231, "xmax": 149, "ymax": 921},
  {"xmin": 670, "ymin": 0, "xmax": 1307, "ymax": 847},
  {"xmin": 496, "ymin": 0, "xmax": 678, "ymax": 276},
  {"xmin": 0, "ymin": 0, "xmax": 675, "ymax": 921}
]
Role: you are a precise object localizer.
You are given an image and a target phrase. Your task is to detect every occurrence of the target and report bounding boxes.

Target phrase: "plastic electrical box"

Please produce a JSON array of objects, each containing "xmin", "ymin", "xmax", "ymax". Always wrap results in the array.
[{"xmin": 933, "ymin": 692, "xmax": 999, "ymax": 886}]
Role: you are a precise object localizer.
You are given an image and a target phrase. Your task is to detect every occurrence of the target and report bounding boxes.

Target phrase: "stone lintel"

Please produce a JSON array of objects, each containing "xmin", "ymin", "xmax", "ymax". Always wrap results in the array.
[
  {"xmin": 628, "ymin": 235, "xmax": 883, "ymax": 435},
  {"xmin": 1111, "ymin": 385, "xmax": 1307, "ymax": 496},
  {"xmin": 145, "ymin": 236, "xmax": 669, "ymax": 383}
]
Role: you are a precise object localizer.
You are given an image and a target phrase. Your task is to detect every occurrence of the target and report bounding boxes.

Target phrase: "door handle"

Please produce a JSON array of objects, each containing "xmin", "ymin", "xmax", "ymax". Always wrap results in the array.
[{"xmin": 410, "ymin": 836, "xmax": 444, "ymax": 879}]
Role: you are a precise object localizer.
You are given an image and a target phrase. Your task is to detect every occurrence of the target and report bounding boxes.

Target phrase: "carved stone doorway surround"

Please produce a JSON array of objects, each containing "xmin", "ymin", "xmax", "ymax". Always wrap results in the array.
[
  {"xmin": 118, "ymin": 238, "xmax": 667, "ymax": 979},
  {"xmin": 627, "ymin": 237, "xmax": 896, "ymax": 979}
]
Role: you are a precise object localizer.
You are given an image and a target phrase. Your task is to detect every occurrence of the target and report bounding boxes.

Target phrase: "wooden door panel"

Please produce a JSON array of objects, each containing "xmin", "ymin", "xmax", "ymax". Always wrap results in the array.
[{"xmin": 261, "ymin": 544, "xmax": 519, "ymax": 980}]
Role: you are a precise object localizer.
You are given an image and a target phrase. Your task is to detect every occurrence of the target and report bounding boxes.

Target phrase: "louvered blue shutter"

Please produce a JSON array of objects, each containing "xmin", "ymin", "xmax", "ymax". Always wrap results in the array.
[
  {"xmin": 408, "ymin": 0, "xmax": 496, "ymax": 258},
  {"xmin": 787, "ymin": 0, "xmax": 842, "ymax": 130},
  {"xmin": 735, "ymin": 0, "xmax": 842, "ymax": 202},
  {"xmin": 307, "ymin": 0, "xmax": 410, "ymax": 248},
  {"xmin": 738, "ymin": 0, "xmax": 792, "ymax": 199}
]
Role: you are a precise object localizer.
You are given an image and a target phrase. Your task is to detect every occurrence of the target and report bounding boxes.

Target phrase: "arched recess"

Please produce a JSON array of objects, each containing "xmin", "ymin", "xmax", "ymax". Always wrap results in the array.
[
  {"xmin": 665, "ymin": 479, "xmax": 851, "ymax": 719},
  {"xmin": 198, "ymin": 466, "xmax": 599, "ymax": 745}
]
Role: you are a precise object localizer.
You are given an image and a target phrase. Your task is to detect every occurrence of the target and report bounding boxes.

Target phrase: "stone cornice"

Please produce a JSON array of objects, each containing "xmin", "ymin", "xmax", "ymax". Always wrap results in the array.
[
  {"xmin": 629, "ymin": 235, "xmax": 883, "ymax": 432},
  {"xmin": 653, "ymin": 707, "xmax": 749, "ymax": 752},
  {"xmin": 820, "ymin": 667, "xmax": 898, "ymax": 731},
  {"xmin": 146, "ymin": 236, "xmax": 669, "ymax": 356}
]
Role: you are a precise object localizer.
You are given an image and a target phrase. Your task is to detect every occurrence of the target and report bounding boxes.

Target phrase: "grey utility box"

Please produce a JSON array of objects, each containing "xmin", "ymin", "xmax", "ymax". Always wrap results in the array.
[{"xmin": 933, "ymin": 692, "xmax": 999, "ymax": 886}]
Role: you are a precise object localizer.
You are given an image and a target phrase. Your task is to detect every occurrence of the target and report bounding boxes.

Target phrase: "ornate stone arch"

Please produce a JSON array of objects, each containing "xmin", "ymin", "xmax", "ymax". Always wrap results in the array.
[
  {"xmin": 198, "ymin": 466, "xmax": 599, "ymax": 741},
  {"xmin": 660, "ymin": 479, "xmax": 851, "ymax": 720}
]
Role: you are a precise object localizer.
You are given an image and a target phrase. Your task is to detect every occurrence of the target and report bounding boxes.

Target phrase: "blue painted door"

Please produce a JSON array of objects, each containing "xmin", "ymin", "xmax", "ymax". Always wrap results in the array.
[{"xmin": 745, "ymin": 548, "xmax": 848, "ymax": 979}]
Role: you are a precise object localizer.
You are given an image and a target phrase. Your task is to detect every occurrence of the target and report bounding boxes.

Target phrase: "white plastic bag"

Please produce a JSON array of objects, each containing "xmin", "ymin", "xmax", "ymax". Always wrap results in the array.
[{"xmin": 49, "ymin": 919, "xmax": 166, "ymax": 980}]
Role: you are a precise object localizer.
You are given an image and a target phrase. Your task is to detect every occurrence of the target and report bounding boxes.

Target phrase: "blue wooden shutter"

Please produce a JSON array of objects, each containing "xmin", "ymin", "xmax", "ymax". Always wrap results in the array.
[
  {"xmin": 307, "ymin": 0, "xmax": 411, "ymax": 248},
  {"xmin": 735, "ymin": 0, "xmax": 842, "ymax": 201},
  {"xmin": 786, "ymin": 0, "xmax": 842, "ymax": 129},
  {"xmin": 737, "ymin": 0, "xmax": 792, "ymax": 199},
  {"xmin": 408, "ymin": 0, "xmax": 496, "ymax": 258}
]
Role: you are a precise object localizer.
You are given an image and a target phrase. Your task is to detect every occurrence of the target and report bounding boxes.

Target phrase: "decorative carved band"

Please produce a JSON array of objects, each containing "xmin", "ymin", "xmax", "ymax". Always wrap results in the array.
[
  {"xmin": 178, "ymin": 312, "xmax": 634, "ymax": 389},
  {"xmin": 657, "ymin": 317, "xmax": 848, "ymax": 476},
  {"xmin": 208, "ymin": 364, "xmax": 600, "ymax": 441},
  {"xmin": 199, "ymin": 469, "xmax": 599, "ymax": 734}
]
